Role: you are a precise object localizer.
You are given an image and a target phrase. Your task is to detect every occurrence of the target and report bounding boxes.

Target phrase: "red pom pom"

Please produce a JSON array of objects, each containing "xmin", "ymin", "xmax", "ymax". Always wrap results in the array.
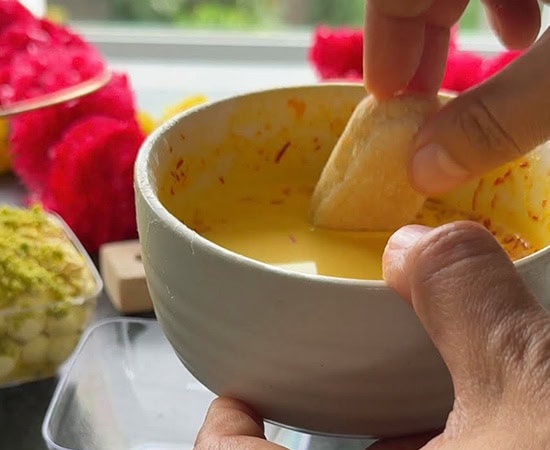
[
  {"xmin": 307, "ymin": 24, "xmax": 523, "ymax": 93},
  {"xmin": 71, "ymin": 72, "xmax": 136, "ymax": 120},
  {"xmin": 442, "ymin": 50, "xmax": 484, "ymax": 92},
  {"xmin": 9, "ymin": 72, "xmax": 138, "ymax": 194},
  {"xmin": 1, "ymin": 2, "xmax": 142, "ymax": 251},
  {"xmin": 0, "ymin": 4, "xmax": 105, "ymax": 105},
  {"xmin": 41, "ymin": 116, "xmax": 145, "ymax": 252},
  {"xmin": 0, "ymin": 0, "xmax": 35, "ymax": 30},
  {"xmin": 9, "ymin": 106, "xmax": 67, "ymax": 193},
  {"xmin": 309, "ymin": 25, "xmax": 363, "ymax": 80}
]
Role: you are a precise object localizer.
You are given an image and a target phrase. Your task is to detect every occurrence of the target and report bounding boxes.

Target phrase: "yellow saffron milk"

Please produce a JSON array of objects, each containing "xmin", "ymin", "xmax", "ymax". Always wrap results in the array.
[{"xmin": 159, "ymin": 175, "xmax": 536, "ymax": 280}]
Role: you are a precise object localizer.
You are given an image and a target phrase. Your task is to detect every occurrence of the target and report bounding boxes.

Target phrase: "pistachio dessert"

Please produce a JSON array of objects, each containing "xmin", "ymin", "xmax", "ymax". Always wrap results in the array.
[{"xmin": 0, "ymin": 204, "xmax": 98, "ymax": 384}]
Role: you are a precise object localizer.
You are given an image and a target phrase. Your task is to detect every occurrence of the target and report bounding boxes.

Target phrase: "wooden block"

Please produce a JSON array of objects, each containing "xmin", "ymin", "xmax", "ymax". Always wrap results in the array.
[{"xmin": 99, "ymin": 239, "xmax": 153, "ymax": 314}]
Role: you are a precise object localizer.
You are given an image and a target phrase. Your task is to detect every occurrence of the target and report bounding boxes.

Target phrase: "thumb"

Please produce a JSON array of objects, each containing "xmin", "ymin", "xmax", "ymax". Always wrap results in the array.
[
  {"xmin": 194, "ymin": 398, "xmax": 286, "ymax": 450},
  {"xmin": 382, "ymin": 221, "xmax": 548, "ymax": 412},
  {"xmin": 410, "ymin": 29, "xmax": 550, "ymax": 195}
]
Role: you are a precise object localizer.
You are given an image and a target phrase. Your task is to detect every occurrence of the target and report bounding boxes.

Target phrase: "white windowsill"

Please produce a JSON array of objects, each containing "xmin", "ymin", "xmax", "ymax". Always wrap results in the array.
[{"xmin": 73, "ymin": 23, "xmax": 509, "ymax": 63}]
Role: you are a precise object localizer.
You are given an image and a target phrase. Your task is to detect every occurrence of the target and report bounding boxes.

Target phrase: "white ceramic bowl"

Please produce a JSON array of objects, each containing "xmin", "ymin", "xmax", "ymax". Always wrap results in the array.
[{"xmin": 134, "ymin": 84, "xmax": 550, "ymax": 438}]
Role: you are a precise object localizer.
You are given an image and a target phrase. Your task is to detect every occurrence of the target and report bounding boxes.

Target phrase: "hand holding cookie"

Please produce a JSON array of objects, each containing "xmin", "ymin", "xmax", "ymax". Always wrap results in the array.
[{"xmin": 363, "ymin": 0, "xmax": 550, "ymax": 195}]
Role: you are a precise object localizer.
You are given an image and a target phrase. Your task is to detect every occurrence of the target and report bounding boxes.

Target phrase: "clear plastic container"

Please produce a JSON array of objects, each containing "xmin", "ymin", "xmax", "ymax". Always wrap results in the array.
[
  {"xmin": 0, "ymin": 211, "xmax": 102, "ymax": 387},
  {"xmin": 42, "ymin": 318, "xmax": 376, "ymax": 450}
]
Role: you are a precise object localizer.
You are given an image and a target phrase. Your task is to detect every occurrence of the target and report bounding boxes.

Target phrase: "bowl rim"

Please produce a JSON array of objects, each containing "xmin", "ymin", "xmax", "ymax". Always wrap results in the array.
[{"xmin": 134, "ymin": 82, "xmax": 550, "ymax": 288}]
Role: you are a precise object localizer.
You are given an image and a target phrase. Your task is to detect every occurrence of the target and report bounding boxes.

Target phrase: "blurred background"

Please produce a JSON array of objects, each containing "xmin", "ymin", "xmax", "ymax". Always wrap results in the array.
[
  {"xmin": 35, "ymin": 0, "xmax": 500, "ymax": 116},
  {"xmin": 46, "ymin": 0, "xmax": 487, "ymax": 30}
]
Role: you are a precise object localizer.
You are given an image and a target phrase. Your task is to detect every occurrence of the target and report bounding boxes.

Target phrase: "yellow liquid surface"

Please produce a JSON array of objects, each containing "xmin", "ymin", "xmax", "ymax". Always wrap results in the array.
[{"xmin": 161, "ymin": 178, "xmax": 535, "ymax": 280}]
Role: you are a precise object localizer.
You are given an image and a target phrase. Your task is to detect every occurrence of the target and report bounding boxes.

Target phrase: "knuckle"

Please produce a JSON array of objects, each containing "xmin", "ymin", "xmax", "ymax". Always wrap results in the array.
[
  {"xmin": 412, "ymin": 222, "xmax": 500, "ymax": 283},
  {"xmin": 408, "ymin": 222, "xmax": 515, "ymax": 311},
  {"xmin": 455, "ymin": 97, "xmax": 522, "ymax": 163}
]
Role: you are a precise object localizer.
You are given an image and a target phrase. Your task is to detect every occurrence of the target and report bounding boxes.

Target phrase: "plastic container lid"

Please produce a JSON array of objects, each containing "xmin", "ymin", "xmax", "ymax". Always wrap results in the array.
[
  {"xmin": 42, "ymin": 318, "xmax": 218, "ymax": 450},
  {"xmin": 42, "ymin": 318, "xmax": 375, "ymax": 450}
]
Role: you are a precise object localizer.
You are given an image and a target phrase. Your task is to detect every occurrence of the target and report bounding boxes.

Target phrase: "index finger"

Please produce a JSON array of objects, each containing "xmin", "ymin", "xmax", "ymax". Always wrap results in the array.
[
  {"xmin": 363, "ymin": 1, "xmax": 429, "ymax": 98},
  {"xmin": 363, "ymin": 0, "xmax": 466, "ymax": 98}
]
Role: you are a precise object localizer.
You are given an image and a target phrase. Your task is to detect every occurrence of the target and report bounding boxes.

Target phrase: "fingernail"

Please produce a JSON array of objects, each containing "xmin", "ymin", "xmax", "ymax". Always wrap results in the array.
[
  {"xmin": 411, "ymin": 144, "xmax": 470, "ymax": 194},
  {"xmin": 386, "ymin": 225, "xmax": 432, "ymax": 254},
  {"xmin": 383, "ymin": 225, "xmax": 432, "ymax": 301}
]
